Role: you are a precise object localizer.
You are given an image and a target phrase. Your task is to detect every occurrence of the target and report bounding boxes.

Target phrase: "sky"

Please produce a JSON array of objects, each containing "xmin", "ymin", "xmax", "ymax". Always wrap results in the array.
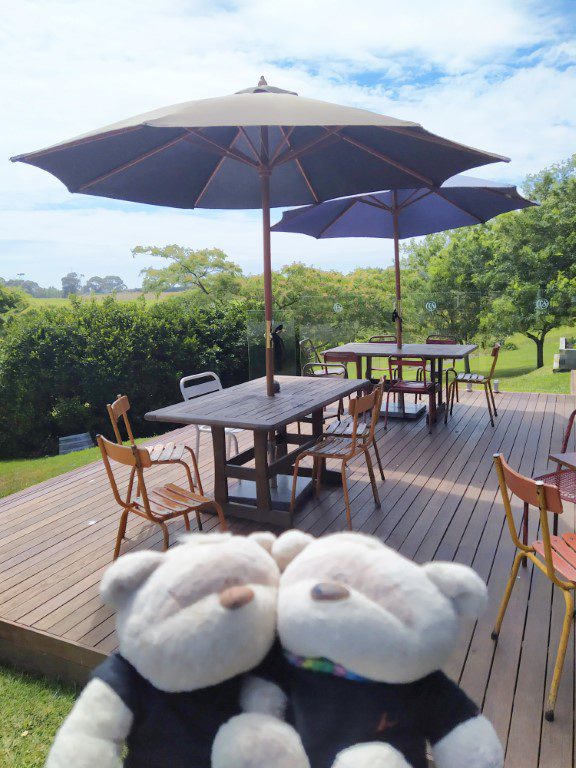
[{"xmin": 1, "ymin": 0, "xmax": 575, "ymax": 288}]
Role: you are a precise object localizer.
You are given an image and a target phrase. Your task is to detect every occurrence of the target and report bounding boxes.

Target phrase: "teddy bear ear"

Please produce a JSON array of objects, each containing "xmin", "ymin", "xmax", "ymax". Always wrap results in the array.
[
  {"xmin": 271, "ymin": 530, "xmax": 315, "ymax": 571},
  {"xmin": 247, "ymin": 531, "xmax": 277, "ymax": 554},
  {"xmin": 100, "ymin": 551, "xmax": 164, "ymax": 608},
  {"xmin": 422, "ymin": 562, "xmax": 488, "ymax": 618}
]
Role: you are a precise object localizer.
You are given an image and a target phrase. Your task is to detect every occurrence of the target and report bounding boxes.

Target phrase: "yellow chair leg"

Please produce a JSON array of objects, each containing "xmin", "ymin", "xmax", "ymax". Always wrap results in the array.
[
  {"xmin": 545, "ymin": 589, "xmax": 574, "ymax": 722},
  {"xmin": 492, "ymin": 551, "xmax": 524, "ymax": 640}
]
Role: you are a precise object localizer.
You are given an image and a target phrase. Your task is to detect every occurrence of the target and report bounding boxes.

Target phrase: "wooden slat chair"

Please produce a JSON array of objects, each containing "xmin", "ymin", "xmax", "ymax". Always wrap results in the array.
[
  {"xmin": 179, "ymin": 373, "xmax": 242, "ymax": 461},
  {"xmin": 491, "ymin": 453, "xmax": 575, "ymax": 722},
  {"xmin": 384, "ymin": 356, "xmax": 437, "ymax": 432},
  {"xmin": 289, "ymin": 384, "xmax": 384, "ymax": 530},
  {"xmin": 98, "ymin": 435, "xmax": 227, "ymax": 560},
  {"xmin": 107, "ymin": 394, "xmax": 203, "ymax": 493},
  {"xmin": 366, "ymin": 334, "xmax": 397, "ymax": 381},
  {"xmin": 535, "ymin": 409, "xmax": 576, "ymax": 509},
  {"xmin": 325, "ymin": 378, "xmax": 386, "ymax": 481},
  {"xmin": 444, "ymin": 343, "xmax": 500, "ymax": 427}
]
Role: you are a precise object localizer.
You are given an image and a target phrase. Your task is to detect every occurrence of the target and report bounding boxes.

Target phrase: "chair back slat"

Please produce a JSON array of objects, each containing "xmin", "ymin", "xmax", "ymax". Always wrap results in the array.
[
  {"xmin": 369, "ymin": 335, "xmax": 396, "ymax": 344},
  {"xmin": 302, "ymin": 362, "xmax": 347, "ymax": 378},
  {"xmin": 495, "ymin": 453, "xmax": 563, "ymax": 514},
  {"xmin": 98, "ymin": 434, "xmax": 152, "ymax": 468},
  {"xmin": 107, "ymin": 394, "xmax": 135, "ymax": 444},
  {"xmin": 488, "ymin": 343, "xmax": 501, "ymax": 378},
  {"xmin": 426, "ymin": 335, "xmax": 457, "ymax": 345},
  {"xmin": 180, "ymin": 372, "xmax": 223, "ymax": 401}
]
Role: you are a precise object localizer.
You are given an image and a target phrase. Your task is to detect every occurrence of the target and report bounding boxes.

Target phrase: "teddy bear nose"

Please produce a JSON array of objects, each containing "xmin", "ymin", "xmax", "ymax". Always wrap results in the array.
[
  {"xmin": 219, "ymin": 585, "xmax": 255, "ymax": 610},
  {"xmin": 311, "ymin": 582, "xmax": 350, "ymax": 601}
]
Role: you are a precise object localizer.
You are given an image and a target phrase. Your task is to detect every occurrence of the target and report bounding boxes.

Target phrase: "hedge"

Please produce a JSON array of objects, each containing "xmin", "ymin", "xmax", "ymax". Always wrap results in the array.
[{"xmin": 0, "ymin": 296, "xmax": 249, "ymax": 458}]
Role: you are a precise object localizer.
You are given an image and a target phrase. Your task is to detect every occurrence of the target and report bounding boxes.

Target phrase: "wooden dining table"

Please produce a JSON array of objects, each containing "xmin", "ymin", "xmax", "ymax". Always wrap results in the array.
[
  {"xmin": 145, "ymin": 374, "xmax": 368, "ymax": 527},
  {"xmin": 323, "ymin": 342, "xmax": 478, "ymax": 419}
]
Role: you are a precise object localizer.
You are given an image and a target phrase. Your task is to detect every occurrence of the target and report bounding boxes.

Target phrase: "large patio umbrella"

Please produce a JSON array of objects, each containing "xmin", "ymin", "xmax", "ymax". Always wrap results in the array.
[
  {"xmin": 11, "ymin": 78, "xmax": 508, "ymax": 394},
  {"xmin": 272, "ymin": 175, "xmax": 534, "ymax": 346}
]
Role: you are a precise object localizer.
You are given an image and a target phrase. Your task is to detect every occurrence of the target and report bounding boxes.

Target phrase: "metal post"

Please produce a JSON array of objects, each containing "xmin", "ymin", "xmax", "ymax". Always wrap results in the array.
[
  {"xmin": 260, "ymin": 167, "xmax": 275, "ymax": 396},
  {"xmin": 392, "ymin": 191, "xmax": 402, "ymax": 348}
]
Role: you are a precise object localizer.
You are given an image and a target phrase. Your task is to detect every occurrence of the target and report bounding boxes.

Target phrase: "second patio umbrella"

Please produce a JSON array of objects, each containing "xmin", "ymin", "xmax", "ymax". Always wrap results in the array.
[
  {"xmin": 272, "ymin": 175, "xmax": 535, "ymax": 345},
  {"xmin": 12, "ymin": 79, "xmax": 508, "ymax": 393}
]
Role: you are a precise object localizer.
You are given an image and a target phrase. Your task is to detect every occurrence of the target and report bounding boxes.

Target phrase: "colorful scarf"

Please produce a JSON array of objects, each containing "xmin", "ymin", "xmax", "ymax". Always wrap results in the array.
[{"xmin": 285, "ymin": 652, "xmax": 371, "ymax": 683}]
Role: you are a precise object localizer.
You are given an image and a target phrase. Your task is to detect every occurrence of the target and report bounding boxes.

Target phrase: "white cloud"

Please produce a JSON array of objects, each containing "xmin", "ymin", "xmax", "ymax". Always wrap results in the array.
[{"xmin": 0, "ymin": 0, "xmax": 574, "ymax": 285}]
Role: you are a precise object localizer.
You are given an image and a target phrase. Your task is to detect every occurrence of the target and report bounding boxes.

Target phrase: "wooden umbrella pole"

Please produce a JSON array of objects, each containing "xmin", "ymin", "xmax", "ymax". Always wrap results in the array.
[
  {"xmin": 392, "ymin": 191, "xmax": 402, "ymax": 348},
  {"xmin": 260, "ymin": 167, "xmax": 275, "ymax": 396}
]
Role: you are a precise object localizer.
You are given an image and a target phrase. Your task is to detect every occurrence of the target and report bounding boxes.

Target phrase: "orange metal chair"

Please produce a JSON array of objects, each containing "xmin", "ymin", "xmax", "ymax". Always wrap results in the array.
[
  {"xmin": 445, "ymin": 343, "xmax": 500, "ymax": 427},
  {"xmin": 290, "ymin": 384, "xmax": 384, "ymax": 530},
  {"xmin": 98, "ymin": 435, "xmax": 227, "ymax": 560},
  {"xmin": 535, "ymin": 409, "xmax": 576, "ymax": 508},
  {"xmin": 491, "ymin": 453, "xmax": 575, "ymax": 722},
  {"xmin": 107, "ymin": 394, "xmax": 203, "ymax": 494},
  {"xmin": 366, "ymin": 334, "xmax": 397, "ymax": 381}
]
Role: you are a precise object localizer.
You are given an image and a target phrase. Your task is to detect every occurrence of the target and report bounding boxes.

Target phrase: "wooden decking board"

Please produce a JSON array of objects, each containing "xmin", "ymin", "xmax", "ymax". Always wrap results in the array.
[{"xmin": 0, "ymin": 392, "xmax": 575, "ymax": 767}]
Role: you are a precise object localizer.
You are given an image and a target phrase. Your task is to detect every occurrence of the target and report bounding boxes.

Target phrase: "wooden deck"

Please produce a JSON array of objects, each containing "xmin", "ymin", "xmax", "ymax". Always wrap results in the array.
[{"xmin": 1, "ymin": 390, "xmax": 575, "ymax": 767}]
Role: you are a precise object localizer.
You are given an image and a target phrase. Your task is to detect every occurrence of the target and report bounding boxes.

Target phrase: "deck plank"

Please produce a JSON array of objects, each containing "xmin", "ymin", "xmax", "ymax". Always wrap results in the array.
[{"xmin": 0, "ymin": 392, "xmax": 574, "ymax": 767}]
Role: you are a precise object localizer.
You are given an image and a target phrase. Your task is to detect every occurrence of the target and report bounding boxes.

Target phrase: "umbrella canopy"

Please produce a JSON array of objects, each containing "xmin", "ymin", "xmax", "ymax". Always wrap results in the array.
[
  {"xmin": 272, "ymin": 175, "xmax": 535, "ymax": 344},
  {"xmin": 11, "ymin": 78, "xmax": 509, "ymax": 393}
]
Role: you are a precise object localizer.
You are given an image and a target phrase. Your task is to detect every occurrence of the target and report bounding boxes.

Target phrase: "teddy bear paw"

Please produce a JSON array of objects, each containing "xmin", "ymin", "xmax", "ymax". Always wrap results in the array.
[
  {"xmin": 212, "ymin": 713, "xmax": 310, "ymax": 768},
  {"xmin": 333, "ymin": 742, "xmax": 412, "ymax": 768}
]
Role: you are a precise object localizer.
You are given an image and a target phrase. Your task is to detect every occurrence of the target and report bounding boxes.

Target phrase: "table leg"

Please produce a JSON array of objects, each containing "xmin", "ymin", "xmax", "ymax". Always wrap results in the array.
[
  {"xmin": 437, "ymin": 358, "xmax": 443, "ymax": 407},
  {"xmin": 253, "ymin": 430, "xmax": 272, "ymax": 512},
  {"xmin": 211, "ymin": 426, "xmax": 229, "ymax": 508},
  {"xmin": 356, "ymin": 356, "xmax": 362, "ymax": 379}
]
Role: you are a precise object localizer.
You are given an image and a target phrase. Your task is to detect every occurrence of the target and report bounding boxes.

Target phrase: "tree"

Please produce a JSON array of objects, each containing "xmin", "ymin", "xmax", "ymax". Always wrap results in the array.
[
  {"xmin": 84, "ymin": 275, "xmax": 127, "ymax": 294},
  {"xmin": 483, "ymin": 155, "xmax": 576, "ymax": 367},
  {"xmin": 61, "ymin": 272, "xmax": 83, "ymax": 297},
  {"xmin": 135, "ymin": 245, "xmax": 242, "ymax": 302},
  {"xmin": 0, "ymin": 284, "xmax": 28, "ymax": 332}
]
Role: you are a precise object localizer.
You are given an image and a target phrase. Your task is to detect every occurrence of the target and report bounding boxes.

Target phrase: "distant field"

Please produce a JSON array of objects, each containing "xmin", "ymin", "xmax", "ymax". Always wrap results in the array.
[{"xmin": 28, "ymin": 291, "xmax": 172, "ymax": 306}]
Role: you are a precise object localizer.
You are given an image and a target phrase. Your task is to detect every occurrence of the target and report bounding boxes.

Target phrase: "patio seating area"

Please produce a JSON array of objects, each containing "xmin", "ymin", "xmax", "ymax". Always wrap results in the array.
[{"xmin": 0, "ymin": 390, "xmax": 575, "ymax": 767}]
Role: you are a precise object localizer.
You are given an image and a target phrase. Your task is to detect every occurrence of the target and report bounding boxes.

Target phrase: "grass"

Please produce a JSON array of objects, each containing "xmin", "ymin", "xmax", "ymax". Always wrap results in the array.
[
  {"xmin": 0, "ymin": 667, "xmax": 77, "ymax": 767},
  {"xmin": 0, "ymin": 446, "xmax": 102, "ymax": 499},
  {"xmin": 28, "ymin": 291, "xmax": 171, "ymax": 307}
]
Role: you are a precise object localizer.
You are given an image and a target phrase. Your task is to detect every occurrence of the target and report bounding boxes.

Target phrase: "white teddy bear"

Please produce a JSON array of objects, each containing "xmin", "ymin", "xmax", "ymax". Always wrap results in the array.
[
  {"xmin": 270, "ymin": 530, "xmax": 504, "ymax": 768},
  {"xmin": 45, "ymin": 532, "xmax": 309, "ymax": 768}
]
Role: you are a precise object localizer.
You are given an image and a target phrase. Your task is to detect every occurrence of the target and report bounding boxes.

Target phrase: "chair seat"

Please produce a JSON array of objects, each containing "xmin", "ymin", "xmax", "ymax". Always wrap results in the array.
[
  {"xmin": 389, "ymin": 379, "xmax": 435, "ymax": 394},
  {"xmin": 304, "ymin": 437, "xmax": 354, "ymax": 458},
  {"xmin": 325, "ymin": 417, "xmax": 369, "ymax": 438},
  {"xmin": 135, "ymin": 482, "xmax": 213, "ymax": 517},
  {"xmin": 534, "ymin": 469, "xmax": 576, "ymax": 503},
  {"xmin": 145, "ymin": 442, "xmax": 188, "ymax": 463},
  {"xmin": 455, "ymin": 372, "xmax": 486, "ymax": 383},
  {"xmin": 533, "ymin": 533, "xmax": 576, "ymax": 584}
]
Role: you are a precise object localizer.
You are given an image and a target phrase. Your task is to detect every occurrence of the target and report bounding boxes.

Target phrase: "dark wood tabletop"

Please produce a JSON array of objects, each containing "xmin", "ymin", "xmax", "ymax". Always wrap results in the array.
[
  {"xmin": 323, "ymin": 342, "xmax": 478, "ymax": 359},
  {"xmin": 145, "ymin": 375, "xmax": 368, "ymax": 431}
]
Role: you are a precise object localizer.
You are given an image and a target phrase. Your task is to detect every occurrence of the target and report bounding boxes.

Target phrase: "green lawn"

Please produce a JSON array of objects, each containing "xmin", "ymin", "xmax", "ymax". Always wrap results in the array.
[
  {"xmin": 0, "ymin": 446, "xmax": 102, "ymax": 499},
  {"xmin": 0, "ymin": 667, "xmax": 77, "ymax": 767}
]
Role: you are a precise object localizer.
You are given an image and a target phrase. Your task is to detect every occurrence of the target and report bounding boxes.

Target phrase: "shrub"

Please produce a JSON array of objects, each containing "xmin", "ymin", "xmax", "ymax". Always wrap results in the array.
[{"xmin": 0, "ymin": 296, "xmax": 248, "ymax": 458}]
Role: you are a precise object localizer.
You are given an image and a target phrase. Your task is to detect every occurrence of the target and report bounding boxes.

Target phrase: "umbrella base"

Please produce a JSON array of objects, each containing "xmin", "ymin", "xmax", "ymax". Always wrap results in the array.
[{"xmin": 381, "ymin": 402, "xmax": 427, "ymax": 420}]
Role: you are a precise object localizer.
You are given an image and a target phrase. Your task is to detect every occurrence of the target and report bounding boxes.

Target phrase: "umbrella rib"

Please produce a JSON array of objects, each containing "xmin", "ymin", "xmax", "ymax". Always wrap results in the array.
[
  {"xmin": 278, "ymin": 126, "xmax": 319, "ymax": 202},
  {"xmin": 269, "ymin": 127, "xmax": 295, "ymax": 165},
  {"xmin": 432, "ymin": 189, "xmax": 484, "ymax": 223},
  {"xmin": 238, "ymin": 127, "xmax": 262, "ymax": 163},
  {"xmin": 76, "ymin": 134, "xmax": 189, "ymax": 192},
  {"xmin": 184, "ymin": 129, "xmax": 259, "ymax": 168},
  {"xmin": 194, "ymin": 130, "xmax": 243, "ymax": 206},
  {"xmin": 11, "ymin": 125, "xmax": 141, "ymax": 162},
  {"xmin": 340, "ymin": 134, "xmax": 435, "ymax": 187},
  {"xmin": 397, "ymin": 189, "xmax": 434, "ymax": 210},
  {"xmin": 272, "ymin": 127, "xmax": 343, "ymax": 167},
  {"xmin": 363, "ymin": 195, "xmax": 392, "ymax": 211},
  {"xmin": 316, "ymin": 199, "xmax": 359, "ymax": 237}
]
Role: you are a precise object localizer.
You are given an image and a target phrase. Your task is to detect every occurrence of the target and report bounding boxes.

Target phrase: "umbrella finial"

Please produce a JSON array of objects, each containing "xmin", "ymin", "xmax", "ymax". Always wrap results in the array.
[{"xmin": 258, "ymin": 76, "xmax": 268, "ymax": 87}]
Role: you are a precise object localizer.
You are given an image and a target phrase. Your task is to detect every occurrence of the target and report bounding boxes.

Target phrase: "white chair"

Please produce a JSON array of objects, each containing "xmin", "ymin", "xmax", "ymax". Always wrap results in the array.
[{"xmin": 179, "ymin": 372, "xmax": 242, "ymax": 461}]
